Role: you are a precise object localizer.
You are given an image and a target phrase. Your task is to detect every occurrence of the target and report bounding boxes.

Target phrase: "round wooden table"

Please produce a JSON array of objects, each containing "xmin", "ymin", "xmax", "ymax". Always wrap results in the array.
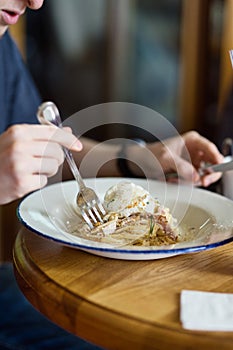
[{"xmin": 13, "ymin": 227, "xmax": 233, "ymax": 350}]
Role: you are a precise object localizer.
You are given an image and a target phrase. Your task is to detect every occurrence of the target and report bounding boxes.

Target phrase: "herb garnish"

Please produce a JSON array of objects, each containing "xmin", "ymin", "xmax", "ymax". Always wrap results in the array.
[{"xmin": 149, "ymin": 215, "xmax": 155, "ymax": 235}]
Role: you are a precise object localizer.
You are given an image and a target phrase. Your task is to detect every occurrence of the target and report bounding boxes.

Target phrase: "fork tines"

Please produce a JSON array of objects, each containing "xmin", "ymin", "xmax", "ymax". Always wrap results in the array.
[{"xmin": 81, "ymin": 200, "xmax": 106, "ymax": 229}]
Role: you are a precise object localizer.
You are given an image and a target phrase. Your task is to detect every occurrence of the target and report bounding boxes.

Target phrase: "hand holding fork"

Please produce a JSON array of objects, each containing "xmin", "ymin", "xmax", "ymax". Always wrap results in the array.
[{"xmin": 37, "ymin": 101, "xmax": 106, "ymax": 229}]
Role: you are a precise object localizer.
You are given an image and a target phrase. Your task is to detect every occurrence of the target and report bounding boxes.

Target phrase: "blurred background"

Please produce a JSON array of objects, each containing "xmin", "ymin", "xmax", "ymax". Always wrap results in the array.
[
  {"xmin": 11, "ymin": 0, "xmax": 233, "ymax": 144},
  {"xmin": 26, "ymin": 0, "xmax": 182, "ymax": 128}
]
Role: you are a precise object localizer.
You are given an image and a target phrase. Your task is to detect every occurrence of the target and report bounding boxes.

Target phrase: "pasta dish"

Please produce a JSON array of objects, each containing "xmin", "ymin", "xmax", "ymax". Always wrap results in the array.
[{"xmin": 69, "ymin": 181, "xmax": 182, "ymax": 247}]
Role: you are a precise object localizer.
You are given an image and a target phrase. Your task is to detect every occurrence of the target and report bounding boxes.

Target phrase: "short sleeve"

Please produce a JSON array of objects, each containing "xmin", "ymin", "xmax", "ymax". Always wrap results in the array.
[{"xmin": 0, "ymin": 31, "xmax": 41, "ymax": 133}]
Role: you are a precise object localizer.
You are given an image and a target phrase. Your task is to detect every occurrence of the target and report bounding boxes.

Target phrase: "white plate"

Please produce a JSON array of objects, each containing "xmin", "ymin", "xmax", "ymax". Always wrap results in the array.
[{"xmin": 18, "ymin": 178, "xmax": 233, "ymax": 260}]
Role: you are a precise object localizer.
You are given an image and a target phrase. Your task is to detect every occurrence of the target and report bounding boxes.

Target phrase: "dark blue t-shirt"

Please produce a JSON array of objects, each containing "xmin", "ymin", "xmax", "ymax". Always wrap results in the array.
[{"xmin": 0, "ymin": 31, "xmax": 41, "ymax": 133}]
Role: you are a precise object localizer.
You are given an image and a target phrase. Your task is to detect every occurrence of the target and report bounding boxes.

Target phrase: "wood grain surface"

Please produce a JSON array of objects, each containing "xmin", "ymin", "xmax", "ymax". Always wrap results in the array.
[{"xmin": 13, "ymin": 227, "xmax": 233, "ymax": 350}]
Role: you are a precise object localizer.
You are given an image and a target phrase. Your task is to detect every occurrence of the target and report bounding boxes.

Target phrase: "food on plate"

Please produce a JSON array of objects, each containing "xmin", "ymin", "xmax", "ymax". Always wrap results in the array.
[{"xmin": 69, "ymin": 181, "xmax": 181, "ymax": 247}]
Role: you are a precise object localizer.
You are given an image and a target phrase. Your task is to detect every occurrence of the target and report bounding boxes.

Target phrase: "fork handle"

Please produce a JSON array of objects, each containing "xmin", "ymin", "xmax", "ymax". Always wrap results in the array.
[
  {"xmin": 37, "ymin": 101, "xmax": 86, "ymax": 192},
  {"xmin": 63, "ymin": 148, "xmax": 86, "ymax": 190}
]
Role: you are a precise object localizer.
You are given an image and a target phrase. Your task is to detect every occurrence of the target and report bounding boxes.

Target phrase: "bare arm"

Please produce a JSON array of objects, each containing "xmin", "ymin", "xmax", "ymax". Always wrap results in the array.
[{"xmin": 71, "ymin": 131, "xmax": 223, "ymax": 187}]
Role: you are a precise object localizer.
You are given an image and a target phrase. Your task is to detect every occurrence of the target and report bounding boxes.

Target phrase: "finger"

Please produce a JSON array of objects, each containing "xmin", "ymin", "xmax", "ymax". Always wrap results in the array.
[
  {"xmin": 36, "ymin": 158, "xmax": 63, "ymax": 177},
  {"xmin": 11, "ymin": 140, "xmax": 64, "ymax": 162},
  {"xmin": 158, "ymin": 148, "xmax": 199, "ymax": 182},
  {"xmin": 10, "ymin": 174, "xmax": 48, "ymax": 200},
  {"xmin": 5, "ymin": 124, "xmax": 83, "ymax": 151},
  {"xmin": 184, "ymin": 132, "xmax": 224, "ymax": 165},
  {"xmin": 33, "ymin": 142, "xmax": 64, "ymax": 164},
  {"xmin": 8, "ymin": 153, "xmax": 62, "ymax": 180},
  {"xmin": 38, "ymin": 126, "xmax": 83, "ymax": 151},
  {"xmin": 20, "ymin": 174, "xmax": 48, "ymax": 193},
  {"xmin": 201, "ymin": 172, "xmax": 222, "ymax": 187},
  {"xmin": 24, "ymin": 157, "xmax": 62, "ymax": 177},
  {"xmin": 173, "ymin": 156, "xmax": 199, "ymax": 182},
  {"xmin": 176, "ymin": 159, "xmax": 222, "ymax": 186}
]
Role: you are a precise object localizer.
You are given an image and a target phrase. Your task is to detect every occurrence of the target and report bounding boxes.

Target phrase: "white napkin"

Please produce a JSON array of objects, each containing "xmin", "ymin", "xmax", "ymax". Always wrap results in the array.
[{"xmin": 180, "ymin": 290, "xmax": 233, "ymax": 331}]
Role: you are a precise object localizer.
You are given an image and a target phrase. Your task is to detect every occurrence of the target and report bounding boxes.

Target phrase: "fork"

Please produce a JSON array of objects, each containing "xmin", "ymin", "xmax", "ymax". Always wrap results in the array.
[{"xmin": 37, "ymin": 101, "xmax": 106, "ymax": 229}]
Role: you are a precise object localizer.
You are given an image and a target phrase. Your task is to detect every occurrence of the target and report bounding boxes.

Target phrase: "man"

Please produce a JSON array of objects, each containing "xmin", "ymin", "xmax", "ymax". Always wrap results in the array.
[
  {"xmin": 0, "ymin": 0, "xmax": 83, "ymax": 205},
  {"xmin": 0, "ymin": 0, "xmax": 224, "ymax": 205},
  {"xmin": 0, "ymin": 1, "xmax": 224, "ymax": 349}
]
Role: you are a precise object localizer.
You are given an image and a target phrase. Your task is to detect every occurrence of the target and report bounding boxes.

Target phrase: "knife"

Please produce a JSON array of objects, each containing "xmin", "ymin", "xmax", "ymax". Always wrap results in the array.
[{"xmin": 199, "ymin": 156, "xmax": 233, "ymax": 175}]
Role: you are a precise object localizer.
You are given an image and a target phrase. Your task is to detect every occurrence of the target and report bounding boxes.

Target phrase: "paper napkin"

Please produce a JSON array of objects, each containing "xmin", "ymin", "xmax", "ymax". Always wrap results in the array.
[{"xmin": 180, "ymin": 290, "xmax": 233, "ymax": 331}]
